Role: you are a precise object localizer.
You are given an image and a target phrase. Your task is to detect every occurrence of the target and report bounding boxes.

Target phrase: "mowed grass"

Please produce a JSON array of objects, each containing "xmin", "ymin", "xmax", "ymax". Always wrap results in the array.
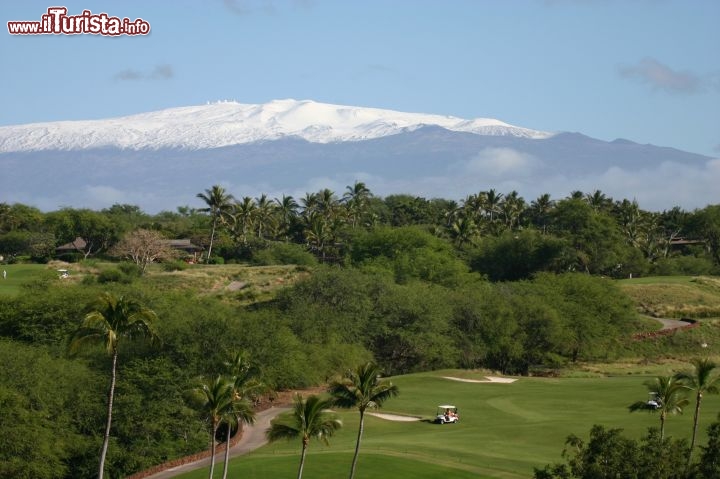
[
  {"xmin": 0, "ymin": 264, "xmax": 48, "ymax": 296},
  {"xmin": 174, "ymin": 370, "xmax": 720, "ymax": 479}
]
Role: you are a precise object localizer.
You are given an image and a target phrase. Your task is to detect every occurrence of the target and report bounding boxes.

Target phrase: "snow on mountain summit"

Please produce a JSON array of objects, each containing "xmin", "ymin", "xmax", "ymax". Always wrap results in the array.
[{"xmin": 0, "ymin": 99, "xmax": 553, "ymax": 152}]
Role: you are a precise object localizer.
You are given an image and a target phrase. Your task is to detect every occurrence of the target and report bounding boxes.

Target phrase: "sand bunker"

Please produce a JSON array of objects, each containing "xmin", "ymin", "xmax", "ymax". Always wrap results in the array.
[
  {"xmin": 442, "ymin": 376, "xmax": 517, "ymax": 384},
  {"xmin": 366, "ymin": 412, "xmax": 422, "ymax": 422}
]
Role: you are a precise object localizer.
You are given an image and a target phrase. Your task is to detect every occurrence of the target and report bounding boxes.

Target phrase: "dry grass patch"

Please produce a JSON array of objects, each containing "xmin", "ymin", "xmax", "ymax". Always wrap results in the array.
[
  {"xmin": 621, "ymin": 276, "xmax": 720, "ymax": 319},
  {"xmin": 145, "ymin": 263, "xmax": 309, "ymax": 303}
]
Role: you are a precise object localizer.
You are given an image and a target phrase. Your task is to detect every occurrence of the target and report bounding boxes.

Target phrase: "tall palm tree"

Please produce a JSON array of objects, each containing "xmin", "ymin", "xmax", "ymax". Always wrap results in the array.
[
  {"xmin": 254, "ymin": 193, "xmax": 277, "ymax": 240},
  {"xmin": 219, "ymin": 395, "xmax": 255, "ymax": 479},
  {"xmin": 230, "ymin": 196, "xmax": 257, "ymax": 246},
  {"xmin": 266, "ymin": 394, "xmax": 342, "ymax": 479},
  {"xmin": 68, "ymin": 293, "xmax": 159, "ymax": 479},
  {"xmin": 275, "ymin": 195, "xmax": 299, "ymax": 241},
  {"xmin": 675, "ymin": 358, "xmax": 720, "ymax": 463},
  {"xmin": 196, "ymin": 185, "xmax": 235, "ymax": 262},
  {"xmin": 529, "ymin": 193, "xmax": 554, "ymax": 234},
  {"xmin": 328, "ymin": 362, "xmax": 399, "ymax": 479},
  {"xmin": 193, "ymin": 376, "xmax": 235, "ymax": 479},
  {"xmin": 343, "ymin": 181, "xmax": 372, "ymax": 228},
  {"xmin": 629, "ymin": 375, "xmax": 690, "ymax": 440}
]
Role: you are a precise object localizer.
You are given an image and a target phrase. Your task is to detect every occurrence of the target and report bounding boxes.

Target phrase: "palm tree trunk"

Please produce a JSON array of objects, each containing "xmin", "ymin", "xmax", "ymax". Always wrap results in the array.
[
  {"xmin": 208, "ymin": 421, "xmax": 218, "ymax": 479},
  {"xmin": 689, "ymin": 393, "xmax": 703, "ymax": 464},
  {"xmin": 207, "ymin": 217, "xmax": 217, "ymax": 263},
  {"xmin": 297, "ymin": 439, "xmax": 308, "ymax": 479},
  {"xmin": 221, "ymin": 421, "xmax": 231, "ymax": 479},
  {"xmin": 349, "ymin": 410, "xmax": 365, "ymax": 479},
  {"xmin": 660, "ymin": 412, "xmax": 666, "ymax": 441},
  {"xmin": 98, "ymin": 349, "xmax": 118, "ymax": 479}
]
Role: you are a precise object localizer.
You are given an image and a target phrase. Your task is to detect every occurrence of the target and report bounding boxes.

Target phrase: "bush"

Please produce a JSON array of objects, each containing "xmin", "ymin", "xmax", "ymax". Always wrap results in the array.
[
  {"xmin": 56, "ymin": 253, "xmax": 83, "ymax": 263},
  {"xmin": 208, "ymin": 256, "xmax": 225, "ymax": 265},
  {"xmin": 251, "ymin": 242, "xmax": 318, "ymax": 266},
  {"xmin": 118, "ymin": 262, "xmax": 142, "ymax": 277},
  {"xmin": 651, "ymin": 256, "xmax": 717, "ymax": 276},
  {"xmin": 97, "ymin": 268, "xmax": 132, "ymax": 284},
  {"xmin": 161, "ymin": 260, "xmax": 188, "ymax": 272}
]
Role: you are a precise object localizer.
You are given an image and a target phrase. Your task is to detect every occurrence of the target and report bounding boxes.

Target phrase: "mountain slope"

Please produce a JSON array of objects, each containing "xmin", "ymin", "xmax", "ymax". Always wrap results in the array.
[
  {"xmin": 0, "ymin": 100, "xmax": 716, "ymax": 213},
  {"xmin": 0, "ymin": 99, "xmax": 551, "ymax": 152}
]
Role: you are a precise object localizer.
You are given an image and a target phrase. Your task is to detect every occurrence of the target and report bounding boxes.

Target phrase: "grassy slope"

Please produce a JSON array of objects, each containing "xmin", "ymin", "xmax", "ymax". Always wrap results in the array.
[{"xmin": 619, "ymin": 275, "xmax": 720, "ymax": 319}]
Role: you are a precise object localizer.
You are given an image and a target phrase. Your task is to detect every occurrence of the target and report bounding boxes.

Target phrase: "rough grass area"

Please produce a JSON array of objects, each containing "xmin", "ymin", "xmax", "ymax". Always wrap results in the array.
[
  {"xmin": 620, "ymin": 275, "xmax": 720, "ymax": 319},
  {"xmin": 141, "ymin": 263, "xmax": 309, "ymax": 304}
]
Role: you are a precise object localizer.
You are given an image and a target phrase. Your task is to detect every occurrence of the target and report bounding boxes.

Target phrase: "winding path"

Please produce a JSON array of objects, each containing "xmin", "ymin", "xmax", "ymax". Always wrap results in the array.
[
  {"xmin": 654, "ymin": 317, "xmax": 694, "ymax": 330},
  {"xmin": 141, "ymin": 406, "xmax": 289, "ymax": 479}
]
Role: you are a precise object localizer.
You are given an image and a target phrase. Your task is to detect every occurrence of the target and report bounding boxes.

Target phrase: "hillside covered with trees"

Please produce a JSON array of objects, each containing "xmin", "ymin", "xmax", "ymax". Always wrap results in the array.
[{"xmin": 1, "ymin": 184, "xmax": 720, "ymax": 478}]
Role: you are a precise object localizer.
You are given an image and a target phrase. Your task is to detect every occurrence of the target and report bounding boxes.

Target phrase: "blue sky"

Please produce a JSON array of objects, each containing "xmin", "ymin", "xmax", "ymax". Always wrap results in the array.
[{"xmin": 1, "ymin": 0, "xmax": 719, "ymax": 157}]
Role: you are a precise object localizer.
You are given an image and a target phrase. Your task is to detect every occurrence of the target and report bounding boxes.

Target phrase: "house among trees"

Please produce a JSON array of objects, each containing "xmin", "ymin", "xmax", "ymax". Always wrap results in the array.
[
  {"xmin": 56, "ymin": 237, "xmax": 203, "ymax": 262},
  {"xmin": 162, "ymin": 239, "xmax": 203, "ymax": 262}
]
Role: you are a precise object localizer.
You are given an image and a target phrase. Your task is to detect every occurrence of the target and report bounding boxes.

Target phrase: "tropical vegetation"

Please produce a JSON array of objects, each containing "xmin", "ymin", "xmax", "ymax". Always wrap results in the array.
[{"xmin": 0, "ymin": 183, "xmax": 719, "ymax": 478}]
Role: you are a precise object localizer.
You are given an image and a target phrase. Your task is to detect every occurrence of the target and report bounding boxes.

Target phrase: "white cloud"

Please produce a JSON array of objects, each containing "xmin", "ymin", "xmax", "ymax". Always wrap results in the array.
[
  {"xmin": 618, "ymin": 58, "xmax": 703, "ymax": 94},
  {"xmin": 461, "ymin": 148, "xmax": 541, "ymax": 178}
]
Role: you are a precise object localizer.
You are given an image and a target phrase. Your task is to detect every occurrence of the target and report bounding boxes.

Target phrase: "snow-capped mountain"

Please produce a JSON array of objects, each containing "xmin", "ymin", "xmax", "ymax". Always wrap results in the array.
[
  {"xmin": 0, "ymin": 100, "xmax": 716, "ymax": 213},
  {"xmin": 0, "ymin": 99, "xmax": 551, "ymax": 152}
]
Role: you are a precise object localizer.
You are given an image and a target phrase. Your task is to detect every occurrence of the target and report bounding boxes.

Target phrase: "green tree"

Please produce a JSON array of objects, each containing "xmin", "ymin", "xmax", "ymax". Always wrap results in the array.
[
  {"xmin": 196, "ymin": 185, "xmax": 235, "ymax": 262},
  {"xmin": 328, "ymin": 362, "xmax": 399, "ymax": 479},
  {"xmin": 266, "ymin": 394, "xmax": 342, "ymax": 479},
  {"xmin": 629, "ymin": 375, "xmax": 690, "ymax": 441},
  {"xmin": 192, "ymin": 376, "xmax": 235, "ymax": 479},
  {"xmin": 46, "ymin": 208, "xmax": 118, "ymax": 259},
  {"xmin": 675, "ymin": 358, "xmax": 720, "ymax": 463},
  {"xmin": 698, "ymin": 413, "xmax": 720, "ymax": 479},
  {"xmin": 68, "ymin": 293, "xmax": 159, "ymax": 479}
]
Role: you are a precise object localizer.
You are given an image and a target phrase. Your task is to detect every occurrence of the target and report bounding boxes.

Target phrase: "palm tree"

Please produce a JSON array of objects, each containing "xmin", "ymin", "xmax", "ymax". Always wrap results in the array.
[
  {"xmin": 585, "ymin": 189, "xmax": 611, "ymax": 212},
  {"xmin": 343, "ymin": 181, "xmax": 372, "ymax": 228},
  {"xmin": 193, "ymin": 376, "xmax": 235, "ymax": 479},
  {"xmin": 219, "ymin": 395, "xmax": 255, "ymax": 479},
  {"xmin": 254, "ymin": 193, "xmax": 277, "ymax": 240},
  {"xmin": 629, "ymin": 375, "xmax": 690, "ymax": 440},
  {"xmin": 275, "ymin": 195, "xmax": 299, "ymax": 241},
  {"xmin": 266, "ymin": 394, "xmax": 342, "ymax": 479},
  {"xmin": 529, "ymin": 193, "xmax": 554, "ymax": 234},
  {"xmin": 68, "ymin": 293, "xmax": 159, "ymax": 479},
  {"xmin": 328, "ymin": 362, "xmax": 399, "ymax": 479},
  {"xmin": 197, "ymin": 185, "xmax": 235, "ymax": 262},
  {"xmin": 675, "ymin": 358, "xmax": 720, "ymax": 463},
  {"xmin": 449, "ymin": 216, "xmax": 478, "ymax": 247},
  {"xmin": 483, "ymin": 189, "xmax": 503, "ymax": 223},
  {"xmin": 230, "ymin": 196, "xmax": 257, "ymax": 246}
]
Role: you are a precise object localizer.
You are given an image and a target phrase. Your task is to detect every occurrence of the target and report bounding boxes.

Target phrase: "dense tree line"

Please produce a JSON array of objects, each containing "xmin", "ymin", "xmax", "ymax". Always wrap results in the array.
[{"xmin": 1, "ymin": 184, "xmax": 719, "ymax": 277}]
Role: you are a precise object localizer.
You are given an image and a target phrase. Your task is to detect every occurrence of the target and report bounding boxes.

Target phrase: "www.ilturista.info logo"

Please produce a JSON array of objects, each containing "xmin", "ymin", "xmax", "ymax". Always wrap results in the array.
[{"xmin": 8, "ymin": 7, "xmax": 150, "ymax": 36}]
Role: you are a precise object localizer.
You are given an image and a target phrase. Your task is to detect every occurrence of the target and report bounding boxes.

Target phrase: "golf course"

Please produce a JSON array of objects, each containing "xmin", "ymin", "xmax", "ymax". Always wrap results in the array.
[{"xmin": 164, "ymin": 368, "xmax": 720, "ymax": 479}]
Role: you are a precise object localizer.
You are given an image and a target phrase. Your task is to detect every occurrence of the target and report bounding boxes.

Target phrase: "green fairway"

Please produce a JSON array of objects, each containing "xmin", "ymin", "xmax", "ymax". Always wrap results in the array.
[
  {"xmin": 174, "ymin": 370, "xmax": 720, "ymax": 479},
  {"xmin": 0, "ymin": 264, "xmax": 48, "ymax": 296}
]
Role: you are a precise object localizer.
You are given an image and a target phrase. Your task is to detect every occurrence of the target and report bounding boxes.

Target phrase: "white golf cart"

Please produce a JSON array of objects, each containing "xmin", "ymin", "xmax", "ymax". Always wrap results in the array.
[{"xmin": 435, "ymin": 405, "xmax": 459, "ymax": 424}]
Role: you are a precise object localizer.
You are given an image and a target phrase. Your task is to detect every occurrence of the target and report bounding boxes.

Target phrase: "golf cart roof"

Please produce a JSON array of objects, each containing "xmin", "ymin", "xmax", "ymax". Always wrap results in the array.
[{"xmin": 438, "ymin": 405, "xmax": 456, "ymax": 409}]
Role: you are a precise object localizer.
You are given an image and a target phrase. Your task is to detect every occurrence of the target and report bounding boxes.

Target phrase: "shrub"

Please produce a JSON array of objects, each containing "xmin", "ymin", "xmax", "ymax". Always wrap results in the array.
[
  {"xmin": 118, "ymin": 262, "xmax": 142, "ymax": 277},
  {"xmin": 252, "ymin": 242, "xmax": 318, "ymax": 266},
  {"xmin": 651, "ymin": 256, "xmax": 716, "ymax": 276},
  {"xmin": 161, "ymin": 260, "xmax": 188, "ymax": 272},
  {"xmin": 97, "ymin": 268, "xmax": 132, "ymax": 284}
]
